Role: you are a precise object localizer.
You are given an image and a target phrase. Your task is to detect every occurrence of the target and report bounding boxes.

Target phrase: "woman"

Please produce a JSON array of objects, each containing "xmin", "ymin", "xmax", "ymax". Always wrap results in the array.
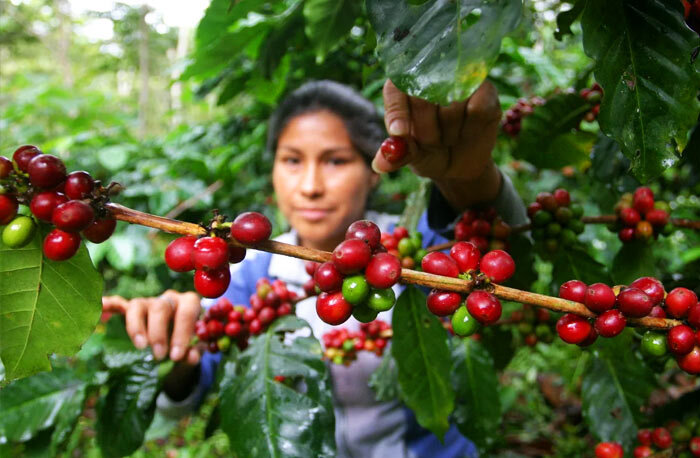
[{"xmin": 103, "ymin": 79, "xmax": 527, "ymax": 457}]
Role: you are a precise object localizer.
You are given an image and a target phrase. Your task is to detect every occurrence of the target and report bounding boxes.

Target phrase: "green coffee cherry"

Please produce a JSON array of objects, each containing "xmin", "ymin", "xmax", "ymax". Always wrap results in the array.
[
  {"xmin": 217, "ymin": 336, "xmax": 231, "ymax": 353},
  {"xmin": 641, "ymin": 331, "xmax": 667, "ymax": 357},
  {"xmin": 546, "ymin": 222, "xmax": 561, "ymax": 237},
  {"xmin": 398, "ymin": 237, "xmax": 416, "ymax": 257},
  {"xmin": 2, "ymin": 216, "xmax": 36, "ymax": 248},
  {"xmin": 367, "ymin": 288, "xmax": 396, "ymax": 312},
  {"xmin": 451, "ymin": 306, "xmax": 480, "ymax": 337},
  {"xmin": 413, "ymin": 248, "xmax": 428, "ymax": 264},
  {"xmin": 342, "ymin": 339, "xmax": 355, "ymax": 352},
  {"xmin": 569, "ymin": 219, "xmax": 585, "ymax": 235},
  {"xmin": 342, "ymin": 275, "xmax": 369, "ymax": 305},
  {"xmin": 352, "ymin": 303, "xmax": 378, "ymax": 323},
  {"xmin": 555, "ymin": 207, "xmax": 572, "ymax": 224},
  {"xmin": 560, "ymin": 229, "xmax": 577, "ymax": 247},
  {"xmin": 533, "ymin": 211, "xmax": 552, "ymax": 227},
  {"xmin": 570, "ymin": 203, "xmax": 584, "ymax": 218}
]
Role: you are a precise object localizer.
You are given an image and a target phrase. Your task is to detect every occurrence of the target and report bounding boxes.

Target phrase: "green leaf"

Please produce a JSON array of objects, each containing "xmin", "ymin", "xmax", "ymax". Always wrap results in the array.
[
  {"xmin": 101, "ymin": 316, "xmax": 151, "ymax": 370},
  {"xmin": 552, "ymin": 246, "xmax": 612, "ymax": 287},
  {"xmin": 368, "ymin": 350, "xmax": 399, "ymax": 402},
  {"xmin": 367, "ymin": 0, "xmax": 522, "ymax": 105},
  {"xmin": 554, "ymin": 0, "xmax": 585, "ymax": 40},
  {"xmin": 450, "ymin": 337, "xmax": 501, "ymax": 450},
  {"xmin": 581, "ymin": 0, "xmax": 700, "ymax": 182},
  {"xmin": 303, "ymin": 0, "xmax": 361, "ymax": 62},
  {"xmin": 513, "ymin": 93, "xmax": 596, "ymax": 169},
  {"xmin": 398, "ymin": 177, "xmax": 430, "ymax": 231},
  {"xmin": 611, "ymin": 241, "xmax": 659, "ymax": 285},
  {"xmin": 95, "ymin": 358, "xmax": 160, "ymax": 458},
  {"xmin": 392, "ymin": 285, "xmax": 454, "ymax": 439},
  {"xmin": 0, "ymin": 367, "xmax": 87, "ymax": 445},
  {"xmin": 582, "ymin": 331, "xmax": 658, "ymax": 449},
  {"xmin": 0, "ymin": 229, "xmax": 102, "ymax": 382},
  {"xmin": 220, "ymin": 316, "xmax": 336, "ymax": 457}
]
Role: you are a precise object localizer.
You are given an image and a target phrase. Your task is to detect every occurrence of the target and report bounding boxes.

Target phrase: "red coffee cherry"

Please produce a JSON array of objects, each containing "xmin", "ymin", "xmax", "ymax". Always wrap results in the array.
[
  {"xmin": 633, "ymin": 186, "xmax": 655, "ymax": 215},
  {"xmin": 553, "ymin": 188, "xmax": 571, "ymax": 207},
  {"xmin": 345, "ymin": 220, "xmax": 381, "ymax": 251},
  {"xmin": 559, "ymin": 280, "xmax": 587, "ymax": 303},
  {"xmin": 619, "ymin": 207, "xmax": 641, "ymax": 227},
  {"xmin": 688, "ymin": 304, "xmax": 700, "ymax": 329},
  {"xmin": 421, "ymin": 251, "xmax": 459, "ymax": 277},
  {"xmin": 0, "ymin": 156, "xmax": 12, "ymax": 178},
  {"xmin": 27, "ymin": 154, "xmax": 66, "ymax": 189},
  {"xmin": 584, "ymin": 283, "xmax": 616, "ymax": 313},
  {"xmin": 365, "ymin": 253, "xmax": 402, "ymax": 289},
  {"xmin": 449, "ymin": 241, "xmax": 481, "ymax": 273},
  {"xmin": 52, "ymin": 200, "xmax": 95, "ymax": 233},
  {"xmin": 380, "ymin": 136, "xmax": 408, "ymax": 163},
  {"xmin": 466, "ymin": 291, "xmax": 502, "ymax": 325},
  {"xmin": 0, "ymin": 195, "xmax": 19, "ymax": 225},
  {"xmin": 82, "ymin": 216, "xmax": 117, "ymax": 244},
  {"xmin": 277, "ymin": 302, "xmax": 293, "ymax": 316},
  {"xmin": 668, "ymin": 325, "xmax": 695, "ymax": 355},
  {"xmin": 43, "ymin": 229, "xmax": 81, "ymax": 261},
  {"xmin": 242, "ymin": 308, "xmax": 256, "ymax": 322},
  {"xmin": 617, "ymin": 287, "xmax": 653, "ymax": 317},
  {"xmin": 63, "ymin": 171, "xmax": 94, "ymax": 200},
  {"xmin": 618, "ymin": 227, "xmax": 635, "ymax": 243},
  {"xmin": 231, "ymin": 212, "xmax": 272, "ymax": 244},
  {"xmin": 332, "ymin": 238, "xmax": 371, "ymax": 274},
  {"xmin": 665, "ymin": 287, "xmax": 698, "ymax": 319},
  {"xmin": 228, "ymin": 245, "xmax": 246, "ymax": 264},
  {"xmin": 305, "ymin": 261, "xmax": 319, "ymax": 276},
  {"xmin": 633, "ymin": 446, "xmax": 653, "ymax": 458},
  {"xmin": 689, "ymin": 437, "xmax": 700, "ymax": 457},
  {"xmin": 193, "ymin": 237, "xmax": 229, "ymax": 271},
  {"xmin": 651, "ymin": 427, "xmax": 672, "ymax": 449},
  {"xmin": 637, "ymin": 428, "xmax": 652, "ymax": 446},
  {"xmin": 206, "ymin": 320, "xmax": 225, "ymax": 339},
  {"xmin": 594, "ymin": 442, "xmax": 624, "ymax": 458},
  {"xmin": 536, "ymin": 192, "xmax": 558, "ymax": 212},
  {"xmin": 12, "ymin": 145, "xmax": 42, "ymax": 172},
  {"xmin": 258, "ymin": 306, "xmax": 276, "ymax": 325},
  {"xmin": 677, "ymin": 346, "xmax": 700, "ymax": 375},
  {"xmin": 314, "ymin": 261, "xmax": 344, "ymax": 292},
  {"xmin": 426, "ymin": 289, "xmax": 462, "ymax": 316},
  {"xmin": 645, "ymin": 208, "xmax": 669, "ymax": 227},
  {"xmin": 225, "ymin": 321, "xmax": 243, "ymax": 338},
  {"xmin": 316, "ymin": 291, "xmax": 353, "ymax": 325},
  {"xmin": 527, "ymin": 202, "xmax": 542, "ymax": 218},
  {"xmin": 479, "ymin": 250, "xmax": 515, "ymax": 283},
  {"xmin": 164, "ymin": 236, "xmax": 197, "ymax": 272},
  {"xmin": 556, "ymin": 313, "xmax": 593, "ymax": 344},
  {"xmin": 29, "ymin": 191, "xmax": 68, "ymax": 222},
  {"xmin": 577, "ymin": 326, "xmax": 599, "ymax": 347},
  {"xmin": 594, "ymin": 309, "xmax": 626, "ymax": 337},
  {"xmin": 393, "ymin": 226, "xmax": 409, "ymax": 240},
  {"xmin": 194, "ymin": 267, "xmax": 231, "ymax": 298},
  {"xmin": 629, "ymin": 277, "xmax": 665, "ymax": 305}
]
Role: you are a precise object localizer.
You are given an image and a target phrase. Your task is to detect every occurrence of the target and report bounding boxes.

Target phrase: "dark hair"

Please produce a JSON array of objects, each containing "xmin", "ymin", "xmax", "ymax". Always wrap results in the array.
[{"xmin": 267, "ymin": 80, "xmax": 385, "ymax": 165}]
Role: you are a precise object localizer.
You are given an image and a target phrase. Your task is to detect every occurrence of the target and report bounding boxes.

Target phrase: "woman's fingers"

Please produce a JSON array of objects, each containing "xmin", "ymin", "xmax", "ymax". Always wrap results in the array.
[
  {"xmin": 438, "ymin": 100, "xmax": 467, "ymax": 147},
  {"xmin": 408, "ymin": 96, "xmax": 440, "ymax": 147},
  {"xmin": 166, "ymin": 291, "xmax": 201, "ymax": 362},
  {"xmin": 382, "ymin": 79, "xmax": 411, "ymax": 136},
  {"xmin": 102, "ymin": 295, "xmax": 128, "ymax": 314},
  {"xmin": 147, "ymin": 296, "xmax": 175, "ymax": 360},
  {"xmin": 125, "ymin": 298, "xmax": 149, "ymax": 349}
]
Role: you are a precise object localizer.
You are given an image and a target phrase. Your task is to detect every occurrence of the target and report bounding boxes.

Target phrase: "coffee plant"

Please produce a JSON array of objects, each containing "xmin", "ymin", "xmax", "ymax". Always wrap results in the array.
[{"xmin": 1, "ymin": 0, "xmax": 700, "ymax": 457}]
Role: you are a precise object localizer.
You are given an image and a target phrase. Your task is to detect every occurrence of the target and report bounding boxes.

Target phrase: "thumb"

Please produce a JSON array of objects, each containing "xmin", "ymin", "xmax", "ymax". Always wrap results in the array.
[{"xmin": 382, "ymin": 79, "xmax": 410, "ymax": 137}]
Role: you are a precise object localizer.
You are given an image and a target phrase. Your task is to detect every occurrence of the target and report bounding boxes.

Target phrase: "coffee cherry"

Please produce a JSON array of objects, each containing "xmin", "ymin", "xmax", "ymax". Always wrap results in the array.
[
  {"xmin": 393, "ymin": 226, "xmax": 409, "ymax": 240},
  {"xmin": 633, "ymin": 187, "xmax": 655, "ymax": 215},
  {"xmin": 226, "ymin": 244, "xmax": 246, "ymax": 264},
  {"xmin": 342, "ymin": 275, "xmax": 369, "ymax": 305},
  {"xmin": 165, "ymin": 236, "xmax": 197, "ymax": 272},
  {"xmin": 556, "ymin": 313, "xmax": 593, "ymax": 344},
  {"xmin": 577, "ymin": 326, "xmax": 599, "ymax": 347},
  {"xmin": 451, "ymin": 305, "xmax": 480, "ymax": 337},
  {"xmin": 479, "ymin": 250, "xmax": 515, "ymax": 283},
  {"xmin": 652, "ymin": 427, "xmax": 672, "ymax": 449},
  {"xmin": 316, "ymin": 291, "xmax": 353, "ymax": 325},
  {"xmin": 629, "ymin": 277, "xmax": 665, "ymax": 305},
  {"xmin": 649, "ymin": 305, "xmax": 667, "ymax": 318},
  {"xmin": 665, "ymin": 287, "xmax": 698, "ymax": 319},
  {"xmin": 207, "ymin": 320, "xmax": 225, "ymax": 339},
  {"xmin": 688, "ymin": 304, "xmax": 700, "ymax": 329},
  {"xmin": 314, "ymin": 261, "xmax": 344, "ymax": 292},
  {"xmin": 345, "ymin": 220, "xmax": 381, "ymax": 251},
  {"xmin": 645, "ymin": 208, "xmax": 669, "ymax": 227},
  {"xmin": 637, "ymin": 428, "xmax": 653, "ymax": 446},
  {"xmin": 30, "ymin": 191, "xmax": 68, "ymax": 222},
  {"xmin": 450, "ymin": 241, "xmax": 481, "ymax": 273},
  {"xmin": 305, "ymin": 261, "xmax": 318, "ymax": 276},
  {"xmin": 367, "ymin": 287, "xmax": 396, "ymax": 312},
  {"xmin": 617, "ymin": 287, "xmax": 653, "ymax": 317},
  {"xmin": 332, "ymin": 238, "xmax": 371, "ymax": 275},
  {"xmin": 466, "ymin": 291, "xmax": 502, "ymax": 325},
  {"xmin": 365, "ymin": 253, "xmax": 401, "ymax": 289},
  {"xmin": 0, "ymin": 156, "xmax": 12, "ymax": 178},
  {"xmin": 0, "ymin": 195, "xmax": 19, "ymax": 225},
  {"xmin": 27, "ymin": 154, "xmax": 66, "ymax": 189},
  {"xmin": 2, "ymin": 216, "xmax": 36, "ymax": 248},
  {"xmin": 258, "ymin": 306, "xmax": 276, "ymax": 326},
  {"xmin": 52, "ymin": 200, "xmax": 95, "ymax": 233},
  {"xmin": 619, "ymin": 207, "xmax": 641, "ymax": 227},
  {"xmin": 536, "ymin": 192, "xmax": 558, "ymax": 212},
  {"xmin": 689, "ymin": 437, "xmax": 700, "ymax": 457},
  {"xmin": 635, "ymin": 220, "xmax": 653, "ymax": 240},
  {"xmin": 527, "ymin": 202, "xmax": 542, "ymax": 218},
  {"xmin": 43, "ymin": 229, "xmax": 81, "ymax": 261},
  {"xmin": 553, "ymin": 188, "xmax": 570, "ymax": 207},
  {"xmin": 81, "ymin": 216, "xmax": 117, "ymax": 244},
  {"xmin": 595, "ymin": 309, "xmax": 626, "ymax": 337},
  {"xmin": 668, "ymin": 325, "xmax": 695, "ymax": 355},
  {"xmin": 427, "ymin": 289, "xmax": 462, "ymax": 316},
  {"xmin": 231, "ymin": 212, "xmax": 272, "ymax": 244},
  {"xmin": 64, "ymin": 171, "xmax": 94, "ymax": 199},
  {"xmin": 584, "ymin": 283, "xmax": 616, "ymax": 313},
  {"xmin": 278, "ymin": 302, "xmax": 293, "ymax": 316},
  {"xmin": 193, "ymin": 237, "xmax": 229, "ymax": 271},
  {"xmin": 421, "ymin": 251, "xmax": 459, "ymax": 277},
  {"xmin": 594, "ymin": 442, "xmax": 623, "ymax": 458},
  {"xmin": 243, "ymin": 308, "xmax": 256, "ymax": 322},
  {"xmin": 641, "ymin": 331, "xmax": 668, "ymax": 357},
  {"xmin": 677, "ymin": 347, "xmax": 700, "ymax": 375},
  {"xmin": 619, "ymin": 227, "xmax": 635, "ymax": 242},
  {"xmin": 559, "ymin": 280, "xmax": 587, "ymax": 303},
  {"xmin": 353, "ymin": 303, "xmax": 378, "ymax": 323},
  {"xmin": 13, "ymin": 145, "xmax": 41, "ymax": 172},
  {"xmin": 194, "ymin": 267, "xmax": 231, "ymax": 298},
  {"xmin": 380, "ymin": 136, "xmax": 408, "ymax": 163}
]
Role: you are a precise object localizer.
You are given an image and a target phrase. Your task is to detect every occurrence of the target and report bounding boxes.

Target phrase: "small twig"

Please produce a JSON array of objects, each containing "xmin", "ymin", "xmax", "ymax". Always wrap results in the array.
[{"xmin": 164, "ymin": 180, "xmax": 224, "ymax": 220}]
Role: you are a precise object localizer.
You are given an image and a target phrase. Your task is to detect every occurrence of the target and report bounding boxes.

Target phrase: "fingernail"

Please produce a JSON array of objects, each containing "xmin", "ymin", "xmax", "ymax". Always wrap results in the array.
[
  {"xmin": 170, "ymin": 346, "xmax": 184, "ymax": 361},
  {"xmin": 371, "ymin": 156, "xmax": 383, "ymax": 174},
  {"xmin": 153, "ymin": 343, "xmax": 167, "ymax": 360},
  {"xmin": 134, "ymin": 334, "xmax": 147, "ymax": 349},
  {"xmin": 389, "ymin": 119, "xmax": 408, "ymax": 136}
]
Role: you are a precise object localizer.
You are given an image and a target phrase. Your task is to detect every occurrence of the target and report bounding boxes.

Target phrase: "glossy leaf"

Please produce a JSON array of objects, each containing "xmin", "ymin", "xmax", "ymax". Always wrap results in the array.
[
  {"xmin": 611, "ymin": 241, "xmax": 659, "ymax": 285},
  {"xmin": 220, "ymin": 316, "xmax": 336, "ymax": 457},
  {"xmin": 392, "ymin": 285, "xmax": 454, "ymax": 439},
  {"xmin": 367, "ymin": 0, "xmax": 522, "ymax": 105},
  {"xmin": 552, "ymin": 246, "xmax": 612, "ymax": 287},
  {"xmin": 0, "ymin": 229, "xmax": 102, "ymax": 382},
  {"xmin": 303, "ymin": 0, "xmax": 361, "ymax": 61},
  {"xmin": 581, "ymin": 0, "xmax": 700, "ymax": 182},
  {"xmin": 451, "ymin": 337, "xmax": 501, "ymax": 450},
  {"xmin": 554, "ymin": 1, "xmax": 585, "ymax": 40}
]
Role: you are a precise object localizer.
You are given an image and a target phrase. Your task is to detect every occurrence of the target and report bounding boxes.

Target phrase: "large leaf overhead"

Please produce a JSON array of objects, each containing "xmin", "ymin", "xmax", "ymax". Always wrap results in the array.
[
  {"xmin": 220, "ymin": 317, "xmax": 336, "ymax": 458},
  {"xmin": 367, "ymin": 0, "xmax": 522, "ymax": 105},
  {"xmin": 581, "ymin": 0, "xmax": 700, "ymax": 182},
  {"xmin": 0, "ymin": 231, "xmax": 102, "ymax": 382},
  {"xmin": 303, "ymin": 0, "xmax": 361, "ymax": 61}
]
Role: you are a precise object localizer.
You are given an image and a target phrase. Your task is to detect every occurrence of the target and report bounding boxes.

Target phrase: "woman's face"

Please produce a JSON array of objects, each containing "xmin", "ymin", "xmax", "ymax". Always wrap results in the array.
[{"xmin": 272, "ymin": 110, "xmax": 379, "ymax": 251}]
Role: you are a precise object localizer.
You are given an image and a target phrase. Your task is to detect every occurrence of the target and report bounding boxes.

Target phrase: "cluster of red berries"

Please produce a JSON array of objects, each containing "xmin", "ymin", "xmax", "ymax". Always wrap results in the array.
[
  {"xmin": 164, "ymin": 212, "xmax": 271, "ymax": 298},
  {"xmin": 510, "ymin": 304, "xmax": 555, "ymax": 346},
  {"xmin": 501, "ymin": 96, "xmax": 546, "ymax": 137},
  {"xmin": 454, "ymin": 208, "xmax": 511, "ymax": 254},
  {"xmin": 194, "ymin": 279, "xmax": 296, "ymax": 353},
  {"xmin": 633, "ymin": 416, "xmax": 700, "ymax": 457},
  {"xmin": 0, "ymin": 145, "xmax": 117, "ymax": 260},
  {"xmin": 379, "ymin": 136, "xmax": 409, "ymax": 164},
  {"xmin": 528, "ymin": 188, "xmax": 585, "ymax": 252},
  {"xmin": 312, "ymin": 220, "xmax": 401, "ymax": 325},
  {"xmin": 380, "ymin": 226, "xmax": 427, "ymax": 270},
  {"xmin": 421, "ymin": 242, "xmax": 515, "ymax": 336},
  {"xmin": 322, "ymin": 320, "xmax": 392, "ymax": 365},
  {"xmin": 580, "ymin": 83, "xmax": 603, "ymax": 122},
  {"xmin": 611, "ymin": 187, "xmax": 672, "ymax": 243},
  {"xmin": 593, "ymin": 442, "xmax": 624, "ymax": 458},
  {"xmin": 556, "ymin": 277, "xmax": 700, "ymax": 374}
]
